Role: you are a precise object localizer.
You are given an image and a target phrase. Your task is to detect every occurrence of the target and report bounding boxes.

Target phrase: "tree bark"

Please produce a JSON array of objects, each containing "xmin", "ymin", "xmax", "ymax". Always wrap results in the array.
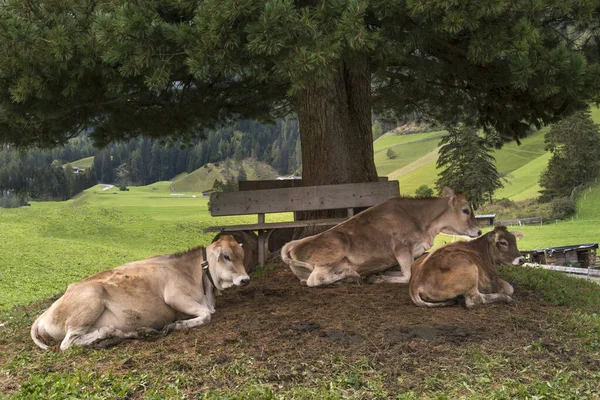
[
  {"xmin": 295, "ymin": 58, "xmax": 377, "ymax": 186},
  {"xmin": 293, "ymin": 57, "xmax": 377, "ymax": 235}
]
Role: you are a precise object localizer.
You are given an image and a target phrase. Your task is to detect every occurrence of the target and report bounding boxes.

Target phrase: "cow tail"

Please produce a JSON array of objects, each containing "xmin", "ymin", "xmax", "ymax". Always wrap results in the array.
[
  {"xmin": 30, "ymin": 315, "xmax": 50, "ymax": 350},
  {"xmin": 410, "ymin": 286, "xmax": 454, "ymax": 308},
  {"xmin": 280, "ymin": 241, "xmax": 314, "ymax": 270},
  {"xmin": 280, "ymin": 241, "xmax": 294, "ymax": 265}
]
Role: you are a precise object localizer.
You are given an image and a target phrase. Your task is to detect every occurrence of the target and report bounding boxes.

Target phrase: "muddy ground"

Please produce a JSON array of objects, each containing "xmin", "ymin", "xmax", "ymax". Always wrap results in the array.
[{"xmin": 2, "ymin": 264, "xmax": 598, "ymax": 397}]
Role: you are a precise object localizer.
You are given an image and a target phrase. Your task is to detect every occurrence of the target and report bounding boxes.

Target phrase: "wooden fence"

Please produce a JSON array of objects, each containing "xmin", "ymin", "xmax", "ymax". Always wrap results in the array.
[{"xmin": 495, "ymin": 217, "xmax": 543, "ymax": 226}]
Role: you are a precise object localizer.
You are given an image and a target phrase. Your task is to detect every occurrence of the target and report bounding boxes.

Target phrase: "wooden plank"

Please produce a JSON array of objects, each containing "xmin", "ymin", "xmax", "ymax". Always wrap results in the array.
[
  {"xmin": 239, "ymin": 180, "xmax": 303, "ymax": 191},
  {"xmin": 204, "ymin": 218, "xmax": 349, "ymax": 232},
  {"xmin": 238, "ymin": 177, "xmax": 389, "ymax": 191},
  {"xmin": 210, "ymin": 181, "xmax": 399, "ymax": 216}
]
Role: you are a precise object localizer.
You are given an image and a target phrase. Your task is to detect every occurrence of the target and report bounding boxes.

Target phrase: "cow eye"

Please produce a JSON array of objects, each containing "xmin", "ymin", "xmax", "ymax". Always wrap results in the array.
[
  {"xmin": 223, "ymin": 254, "xmax": 231, "ymax": 261},
  {"xmin": 499, "ymin": 241, "xmax": 508, "ymax": 247},
  {"xmin": 462, "ymin": 209, "xmax": 470, "ymax": 215}
]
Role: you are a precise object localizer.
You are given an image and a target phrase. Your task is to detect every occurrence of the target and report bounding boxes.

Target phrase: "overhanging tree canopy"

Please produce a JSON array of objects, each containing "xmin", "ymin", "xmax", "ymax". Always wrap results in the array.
[{"xmin": 2, "ymin": 0, "xmax": 600, "ymax": 186}]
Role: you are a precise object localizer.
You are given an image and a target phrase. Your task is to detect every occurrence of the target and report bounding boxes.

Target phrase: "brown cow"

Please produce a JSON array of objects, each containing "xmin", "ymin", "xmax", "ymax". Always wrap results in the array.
[
  {"xmin": 410, "ymin": 226, "xmax": 524, "ymax": 308},
  {"xmin": 281, "ymin": 188, "xmax": 481, "ymax": 287},
  {"xmin": 31, "ymin": 235, "xmax": 249, "ymax": 351}
]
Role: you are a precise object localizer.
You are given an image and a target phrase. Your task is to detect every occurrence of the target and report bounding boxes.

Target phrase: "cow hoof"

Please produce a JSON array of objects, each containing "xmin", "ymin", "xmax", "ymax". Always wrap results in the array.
[
  {"xmin": 300, "ymin": 280, "xmax": 308, "ymax": 287},
  {"xmin": 92, "ymin": 337, "xmax": 123, "ymax": 349},
  {"xmin": 508, "ymin": 298, "xmax": 517, "ymax": 305},
  {"xmin": 162, "ymin": 324, "xmax": 176, "ymax": 337}
]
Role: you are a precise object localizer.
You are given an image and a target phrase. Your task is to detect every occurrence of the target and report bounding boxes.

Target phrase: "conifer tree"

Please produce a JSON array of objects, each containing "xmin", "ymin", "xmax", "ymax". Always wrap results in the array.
[
  {"xmin": 539, "ymin": 110, "xmax": 600, "ymax": 201},
  {"xmin": 1, "ymin": 1, "xmax": 600, "ymax": 189},
  {"xmin": 436, "ymin": 126, "xmax": 503, "ymax": 209}
]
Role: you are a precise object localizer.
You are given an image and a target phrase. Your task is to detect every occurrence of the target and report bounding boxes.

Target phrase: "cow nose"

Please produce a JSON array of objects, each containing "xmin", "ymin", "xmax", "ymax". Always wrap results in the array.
[
  {"xmin": 477, "ymin": 229, "xmax": 482, "ymax": 236},
  {"xmin": 240, "ymin": 277, "xmax": 250, "ymax": 286},
  {"xmin": 518, "ymin": 257, "xmax": 525, "ymax": 265}
]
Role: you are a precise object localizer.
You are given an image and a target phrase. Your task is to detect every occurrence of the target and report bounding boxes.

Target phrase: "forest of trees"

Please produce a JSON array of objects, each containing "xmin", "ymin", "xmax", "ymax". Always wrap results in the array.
[
  {"xmin": 93, "ymin": 118, "xmax": 301, "ymax": 186},
  {"xmin": 0, "ymin": 136, "xmax": 97, "ymax": 205},
  {"xmin": 0, "ymin": 118, "xmax": 301, "ymax": 206}
]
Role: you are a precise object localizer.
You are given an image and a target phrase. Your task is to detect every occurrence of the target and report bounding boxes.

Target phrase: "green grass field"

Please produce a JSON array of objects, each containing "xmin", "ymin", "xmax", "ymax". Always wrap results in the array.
[
  {"xmin": 2, "ymin": 177, "xmax": 600, "ymax": 399},
  {"xmin": 65, "ymin": 156, "xmax": 94, "ymax": 169},
  {"xmin": 0, "ymin": 183, "xmax": 292, "ymax": 311},
  {"xmin": 372, "ymin": 130, "xmax": 446, "ymax": 151},
  {"xmin": 382, "ymin": 128, "xmax": 551, "ymax": 197},
  {"xmin": 494, "ymin": 152, "xmax": 551, "ymax": 200},
  {"xmin": 374, "ymin": 138, "xmax": 441, "ymax": 176}
]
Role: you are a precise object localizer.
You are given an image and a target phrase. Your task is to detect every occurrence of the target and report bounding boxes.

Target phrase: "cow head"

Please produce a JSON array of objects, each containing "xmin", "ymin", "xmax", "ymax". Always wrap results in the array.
[
  {"xmin": 439, "ymin": 187, "xmax": 482, "ymax": 238},
  {"xmin": 206, "ymin": 235, "xmax": 250, "ymax": 290},
  {"xmin": 488, "ymin": 226, "xmax": 525, "ymax": 265}
]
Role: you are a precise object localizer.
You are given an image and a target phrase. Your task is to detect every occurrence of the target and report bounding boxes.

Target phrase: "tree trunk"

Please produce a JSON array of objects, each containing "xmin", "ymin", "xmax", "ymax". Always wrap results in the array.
[
  {"xmin": 294, "ymin": 57, "xmax": 377, "ymax": 235},
  {"xmin": 295, "ymin": 58, "xmax": 377, "ymax": 186}
]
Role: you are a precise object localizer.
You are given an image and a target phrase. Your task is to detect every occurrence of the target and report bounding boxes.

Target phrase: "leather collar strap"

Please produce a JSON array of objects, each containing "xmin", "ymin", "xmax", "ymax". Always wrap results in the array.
[{"xmin": 201, "ymin": 247, "xmax": 217, "ymax": 288}]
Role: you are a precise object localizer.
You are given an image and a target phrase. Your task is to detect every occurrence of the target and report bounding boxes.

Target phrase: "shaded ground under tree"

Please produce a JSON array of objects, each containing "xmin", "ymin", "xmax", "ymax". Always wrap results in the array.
[{"xmin": 1, "ymin": 265, "xmax": 599, "ymax": 398}]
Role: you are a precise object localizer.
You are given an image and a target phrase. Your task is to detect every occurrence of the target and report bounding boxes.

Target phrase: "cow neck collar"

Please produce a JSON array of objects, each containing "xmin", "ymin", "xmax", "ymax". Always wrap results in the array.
[{"xmin": 201, "ymin": 247, "xmax": 217, "ymax": 289}]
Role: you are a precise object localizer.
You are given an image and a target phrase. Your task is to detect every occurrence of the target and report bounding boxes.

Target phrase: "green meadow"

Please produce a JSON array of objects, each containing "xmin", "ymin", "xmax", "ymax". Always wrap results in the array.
[
  {"xmin": 0, "ymin": 184, "xmax": 292, "ymax": 311},
  {"xmin": 66, "ymin": 156, "xmax": 94, "ymax": 169},
  {"xmin": 372, "ymin": 130, "xmax": 446, "ymax": 151},
  {"xmin": 1, "ymin": 178, "xmax": 599, "ymax": 311},
  {"xmin": 171, "ymin": 158, "xmax": 278, "ymax": 192},
  {"xmin": 1, "ymin": 182, "xmax": 600, "ymax": 399}
]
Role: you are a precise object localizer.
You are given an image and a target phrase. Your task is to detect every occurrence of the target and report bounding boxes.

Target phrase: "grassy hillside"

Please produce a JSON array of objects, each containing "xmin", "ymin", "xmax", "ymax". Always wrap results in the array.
[
  {"xmin": 65, "ymin": 156, "xmax": 94, "ymax": 169},
  {"xmin": 381, "ymin": 128, "xmax": 551, "ymax": 197},
  {"xmin": 389, "ymin": 148, "xmax": 440, "ymax": 194},
  {"xmin": 495, "ymin": 152, "xmax": 551, "ymax": 201},
  {"xmin": 374, "ymin": 138, "xmax": 441, "ymax": 176},
  {"xmin": 171, "ymin": 158, "xmax": 278, "ymax": 192},
  {"xmin": 373, "ymin": 130, "xmax": 446, "ymax": 151},
  {"xmin": 492, "ymin": 128, "xmax": 548, "ymax": 174}
]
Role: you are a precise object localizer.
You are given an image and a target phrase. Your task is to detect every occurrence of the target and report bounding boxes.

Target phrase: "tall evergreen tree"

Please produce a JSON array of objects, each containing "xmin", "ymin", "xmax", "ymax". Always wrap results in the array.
[
  {"xmin": 435, "ymin": 126, "xmax": 503, "ymax": 210},
  {"xmin": 1, "ymin": 0, "xmax": 599, "ymax": 192},
  {"xmin": 539, "ymin": 110, "xmax": 600, "ymax": 201}
]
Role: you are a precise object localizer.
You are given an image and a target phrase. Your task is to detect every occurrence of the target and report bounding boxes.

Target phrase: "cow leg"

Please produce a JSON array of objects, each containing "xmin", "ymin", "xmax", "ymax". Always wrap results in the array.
[
  {"xmin": 61, "ymin": 325, "xmax": 127, "ymax": 350},
  {"xmin": 497, "ymin": 279, "xmax": 514, "ymax": 296},
  {"xmin": 305, "ymin": 262, "xmax": 360, "ymax": 287},
  {"xmin": 288, "ymin": 263, "xmax": 313, "ymax": 283},
  {"xmin": 164, "ymin": 294, "xmax": 212, "ymax": 331},
  {"xmin": 465, "ymin": 291, "xmax": 515, "ymax": 308},
  {"xmin": 369, "ymin": 252, "xmax": 413, "ymax": 284}
]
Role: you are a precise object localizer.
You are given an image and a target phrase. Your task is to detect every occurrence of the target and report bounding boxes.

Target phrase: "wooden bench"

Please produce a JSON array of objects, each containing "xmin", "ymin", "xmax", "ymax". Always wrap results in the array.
[{"xmin": 205, "ymin": 181, "xmax": 400, "ymax": 268}]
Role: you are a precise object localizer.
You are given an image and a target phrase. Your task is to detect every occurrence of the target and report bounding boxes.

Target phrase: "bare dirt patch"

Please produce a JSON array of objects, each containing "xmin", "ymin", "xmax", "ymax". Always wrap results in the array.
[{"xmin": 1, "ymin": 265, "xmax": 597, "ymax": 397}]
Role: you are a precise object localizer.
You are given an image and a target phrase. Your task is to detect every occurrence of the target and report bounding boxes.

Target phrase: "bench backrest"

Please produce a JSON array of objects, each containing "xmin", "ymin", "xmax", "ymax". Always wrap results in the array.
[
  {"xmin": 238, "ymin": 177, "xmax": 388, "ymax": 191},
  {"xmin": 210, "ymin": 181, "xmax": 400, "ymax": 216}
]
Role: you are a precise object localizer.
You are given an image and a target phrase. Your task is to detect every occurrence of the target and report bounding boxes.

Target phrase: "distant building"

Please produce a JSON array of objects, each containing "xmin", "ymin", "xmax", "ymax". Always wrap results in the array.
[
  {"xmin": 202, "ymin": 189, "xmax": 212, "ymax": 197},
  {"xmin": 522, "ymin": 243, "xmax": 598, "ymax": 268},
  {"xmin": 475, "ymin": 214, "xmax": 496, "ymax": 226}
]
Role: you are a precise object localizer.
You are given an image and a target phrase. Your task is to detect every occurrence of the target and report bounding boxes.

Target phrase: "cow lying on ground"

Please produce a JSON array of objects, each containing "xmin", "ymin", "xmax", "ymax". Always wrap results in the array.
[
  {"xmin": 31, "ymin": 235, "xmax": 249, "ymax": 351},
  {"xmin": 409, "ymin": 226, "xmax": 524, "ymax": 308},
  {"xmin": 281, "ymin": 188, "xmax": 481, "ymax": 287}
]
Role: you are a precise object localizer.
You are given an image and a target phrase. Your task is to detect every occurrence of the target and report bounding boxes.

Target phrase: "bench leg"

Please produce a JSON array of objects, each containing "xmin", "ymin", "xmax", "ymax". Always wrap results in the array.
[{"xmin": 258, "ymin": 230, "xmax": 265, "ymax": 269}]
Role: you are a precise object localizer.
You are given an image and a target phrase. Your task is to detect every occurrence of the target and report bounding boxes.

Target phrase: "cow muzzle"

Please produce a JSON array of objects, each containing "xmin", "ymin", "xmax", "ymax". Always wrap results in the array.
[
  {"xmin": 234, "ymin": 276, "xmax": 251, "ymax": 286},
  {"xmin": 512, "ymin": 256, "xmax": 525, "ymax": 266}
]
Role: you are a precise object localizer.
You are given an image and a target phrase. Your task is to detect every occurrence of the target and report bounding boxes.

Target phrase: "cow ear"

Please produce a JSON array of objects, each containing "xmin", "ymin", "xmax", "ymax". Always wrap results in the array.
[
  {"xmin": 441, "ymin": 187, "xmax": 455, "ymax": 207},
  {"xmin": 441, "ymin": 187, "xmax": 454, "ymax": 198},
  {"xmin": 512, "ymin": 231, "xmax": 524, "ymax": 240}
]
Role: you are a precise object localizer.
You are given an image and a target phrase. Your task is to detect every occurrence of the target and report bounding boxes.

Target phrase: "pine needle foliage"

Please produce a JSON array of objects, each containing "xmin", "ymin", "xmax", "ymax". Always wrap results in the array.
[
  {"xmin": 539, "ymin": 110, "xmax": 600, "ymax": 201},
  {"xmin": 0, "ymin": 0, "xmax": 600, "ymax": 151},
  {"xmin": 436, "ymin": 125, "xmax": 503, "ymax": 209}
]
